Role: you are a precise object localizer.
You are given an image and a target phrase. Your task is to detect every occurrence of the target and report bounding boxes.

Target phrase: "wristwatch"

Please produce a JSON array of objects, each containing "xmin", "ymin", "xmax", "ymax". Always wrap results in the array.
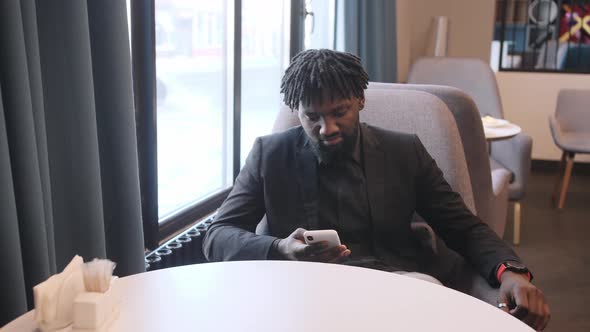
[{"xmin": 496, "ymin": 261, "xmax": 533, "ymax": 283}]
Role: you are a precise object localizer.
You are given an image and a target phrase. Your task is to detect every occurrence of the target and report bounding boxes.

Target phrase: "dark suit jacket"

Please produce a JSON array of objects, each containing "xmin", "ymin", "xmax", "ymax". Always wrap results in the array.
[{"xmin": 203, "ymin": 124, "xmax": 521, "ymax": 284}]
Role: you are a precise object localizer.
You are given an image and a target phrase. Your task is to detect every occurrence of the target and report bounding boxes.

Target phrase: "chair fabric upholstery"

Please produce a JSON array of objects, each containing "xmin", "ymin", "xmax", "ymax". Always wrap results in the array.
[
  {"xmin": 361, "ymin": 89, "xmax": 475, "ymax": 211},
  {"xmin": 369, "ymin": 82, "xmax": 511, "ymax": 236},
  {"xmin": 550, "ymin": 89, "xmax": 590, "ymax": 154},
  {"xmin": 407, "ymin": 57, "xmax": 532, "ymax": 201},
  {"xmin": 407, "ymin": 57, "xmax": 504, "ymax": 118}
]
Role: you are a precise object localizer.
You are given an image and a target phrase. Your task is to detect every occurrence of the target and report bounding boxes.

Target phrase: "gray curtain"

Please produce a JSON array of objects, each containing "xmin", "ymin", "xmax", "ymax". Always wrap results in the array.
[
  {"xmin": 339, "ymin": 0, "xmax": 398, "ymax": 82},
  {"xmin": 0, "ymin": 0, "xmax": 145, "ymax": 325}
]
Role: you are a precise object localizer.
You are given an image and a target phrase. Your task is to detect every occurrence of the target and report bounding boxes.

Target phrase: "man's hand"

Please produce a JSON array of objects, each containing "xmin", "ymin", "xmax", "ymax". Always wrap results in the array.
[
  {"xmin": 497, "ymin": 271, "xmax": 550, "ymax": 331},
  {"xmin": 276, "ymin": 228, "xmax": 351, "ymax": 262}
]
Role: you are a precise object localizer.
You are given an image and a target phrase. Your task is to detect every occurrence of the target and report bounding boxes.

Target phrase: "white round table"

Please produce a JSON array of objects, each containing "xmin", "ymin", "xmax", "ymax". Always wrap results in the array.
[{"xmin": 2, "ymin": 261, "xmax": 533, "ymax": 331}]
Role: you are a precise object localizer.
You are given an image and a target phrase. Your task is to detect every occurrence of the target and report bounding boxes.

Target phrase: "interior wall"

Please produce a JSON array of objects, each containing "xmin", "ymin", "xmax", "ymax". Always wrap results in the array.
[
  {"xmin": 396, "ymin": 0, "xmax": 496, "ymax": 82},
  {"xmin": 497, "ymin": 72, "xmax": 590, "ymax": 162},
  {"xmin": 395, "ymin": 0, "xmax": 413, "ymax": 82},
  {"xmin": 446, "ymin": 0, "xmax": 496, "ymax": 60}
]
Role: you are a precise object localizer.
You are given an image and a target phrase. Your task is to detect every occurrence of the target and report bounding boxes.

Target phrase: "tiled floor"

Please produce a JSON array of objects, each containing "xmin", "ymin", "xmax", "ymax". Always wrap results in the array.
[{"xmin": 503, "ymin": 169, "xmax": 590, "ymax": 332}]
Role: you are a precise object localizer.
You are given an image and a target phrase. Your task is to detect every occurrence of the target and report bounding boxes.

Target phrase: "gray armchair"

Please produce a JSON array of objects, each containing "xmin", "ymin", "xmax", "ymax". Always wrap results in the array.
[
  {"xmin": 550, "ymin": 89, "xmax": 590, "ymax": 208},
  {"xmin": 408, "ymin": 57, "xmax": 533, "ymax": 245},
  {"xmin": 368, "ymin": 82, "xmax": 511, "ymax": 237},
  {"xmin": 265, "ymin": 88, "xmax": 498, "ymax": 304}
]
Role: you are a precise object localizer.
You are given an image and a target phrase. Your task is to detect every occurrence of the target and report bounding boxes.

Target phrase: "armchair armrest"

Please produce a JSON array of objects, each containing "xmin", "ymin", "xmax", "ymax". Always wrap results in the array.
[
  {"xmin": 490, "ymin": 133, "xmax": 533, "ymax": 200},
  {"xmin": 491, "ymin": 168, "xmax": 511, "ymax": 197},
  {"xmin": 487, "ymin": 168, "xmax": 511, "ymax": 237}
]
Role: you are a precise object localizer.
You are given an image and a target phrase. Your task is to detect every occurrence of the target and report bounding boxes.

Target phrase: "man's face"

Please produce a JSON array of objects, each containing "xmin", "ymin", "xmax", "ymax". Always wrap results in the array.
[{"xmin": 298, "ymin": 96, "xmax": 364, "ymax": 163}]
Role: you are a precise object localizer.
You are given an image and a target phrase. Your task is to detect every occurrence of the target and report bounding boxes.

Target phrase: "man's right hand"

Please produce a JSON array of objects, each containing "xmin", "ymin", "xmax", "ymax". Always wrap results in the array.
[{"xmin": 276, "ymin": 228, "xmax": 351, "ymax": 262}]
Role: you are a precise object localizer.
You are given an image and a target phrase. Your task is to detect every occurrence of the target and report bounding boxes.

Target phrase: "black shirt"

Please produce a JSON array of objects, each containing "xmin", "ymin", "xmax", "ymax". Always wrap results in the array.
[{"xmin": 316, "ymin": 127, "xmax": 374, "ymax": 259}]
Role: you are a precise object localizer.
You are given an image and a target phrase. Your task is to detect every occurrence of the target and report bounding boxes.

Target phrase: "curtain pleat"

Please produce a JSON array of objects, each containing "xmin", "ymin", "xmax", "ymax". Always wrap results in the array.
[
  {"xmin": 37, "ymin": 0, "xmax": 108, "ymax": 269},
  {"xmin": 0, "ymin": 0, "xmax": 53, "ymax": 309},
  {"xmin": 0, "ymin": 86, "xmax": 28, "ymax": 326},
  {"xmin": 87, "ymin": 0, "xmax": 145, "ymax": 276},
  {"xmin": 341, "ymin": 0, "xmax": 398, "ymax": 83},
  {"xmin": 21, "ymin": 0, "xmax": 56, "ymax": 275}
]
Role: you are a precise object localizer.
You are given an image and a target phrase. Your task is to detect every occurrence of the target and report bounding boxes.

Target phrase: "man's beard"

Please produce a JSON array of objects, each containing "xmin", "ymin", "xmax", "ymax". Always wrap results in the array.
[{"xmin": 310, "ymin": 126, "xmax": 358, "ymax": 165}]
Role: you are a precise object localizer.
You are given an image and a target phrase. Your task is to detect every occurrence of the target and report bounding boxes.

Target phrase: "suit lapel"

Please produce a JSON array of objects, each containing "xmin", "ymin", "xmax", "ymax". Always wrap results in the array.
[
  {"xmin": 361, "ymin": 124, "xmax": 386, "ymax": 230},
  {"xmin": 295, "ymin": 131, "xmax": 319, "ymax": 230}
]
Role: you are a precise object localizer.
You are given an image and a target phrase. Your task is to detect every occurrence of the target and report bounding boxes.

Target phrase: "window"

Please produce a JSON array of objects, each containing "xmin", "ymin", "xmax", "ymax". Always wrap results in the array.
[
  {"xmin": 155, "ymin": 1, "xmax": 234, "ymax": 219},
  {"xmin": 241, "ymin": 0, "xmax": 291, "ymax": 165},
  {"xmin": 492, "ymin": 0, "xmax": 590, "ymax": 73},
  {"xmin": 130, "ymin": 0, "xmax": 293, "ymax": 248},
  {"xmin": 303, "ymin": 0, "xmax": 336, "ymax": 50}
]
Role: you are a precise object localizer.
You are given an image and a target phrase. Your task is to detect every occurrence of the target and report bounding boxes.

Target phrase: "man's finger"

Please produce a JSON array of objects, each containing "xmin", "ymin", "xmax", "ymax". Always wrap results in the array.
[
  {"xmin": 510, "ymin": 289, "xmax": 530, "ymax": 321},
  {"xmin": 313, "ymin": 245, "xmax": 347, "ymax": 262},
  {"xmin": 530, "ymin": 291, "xmax": 545, "ymax": 330},
  {"xmin": 293, "ymin": 242, "xmax": 311, "ymax": 259},
  {"xmin": 313, "ymin": 243, "xmax": 347, "ymax": 263},
  {"xmin": 327, "ymin": 249, "xmax": 351, "ymax": 263},
  {"xmin": 540, "ymin": 303, "xmax": 551, "ymax": 331},
  {"xmin": 531, "ymin": 290, "xmax": 549, "ymax": 331},
  {"xmin": 496, "ymin": 293, "xmax": 510, "ymax": 313},
  {"xmin": 301, "ymin": 242, "xmax": 327, "ymax": 258},
  {"xmin": 292, "ymin": 228, "xmax": 308, "ymax": 240}
]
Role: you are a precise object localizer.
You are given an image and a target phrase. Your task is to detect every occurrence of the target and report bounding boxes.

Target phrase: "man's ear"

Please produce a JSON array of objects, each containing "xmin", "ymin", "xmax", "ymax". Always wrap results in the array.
[{"xmin": 358, "ymin": 98, "xmax": 365, "ymax": 111}]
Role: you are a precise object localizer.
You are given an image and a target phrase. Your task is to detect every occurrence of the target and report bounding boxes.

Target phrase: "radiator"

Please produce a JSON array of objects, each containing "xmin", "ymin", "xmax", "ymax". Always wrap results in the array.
[{"xmin": 144, "ymin": 216, "xmax": 214, "ymax": 271}]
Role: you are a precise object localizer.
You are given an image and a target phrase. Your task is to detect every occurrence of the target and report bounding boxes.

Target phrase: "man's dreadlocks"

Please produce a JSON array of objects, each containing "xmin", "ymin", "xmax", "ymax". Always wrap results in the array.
[{"xmin": 280, "ymin": 49, "xmax": 369, "ymax": 110}]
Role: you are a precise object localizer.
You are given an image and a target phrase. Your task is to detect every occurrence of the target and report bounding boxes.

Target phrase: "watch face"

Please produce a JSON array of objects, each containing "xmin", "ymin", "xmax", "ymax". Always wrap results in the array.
[{"xmin": 505, "ymin": 261, "xmax": 528, "ymax": 272}]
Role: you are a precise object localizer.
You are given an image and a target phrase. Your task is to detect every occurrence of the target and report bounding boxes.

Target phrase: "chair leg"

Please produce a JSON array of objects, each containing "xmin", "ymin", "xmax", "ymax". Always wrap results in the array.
[
  {"xmin": 552, "ymin": 151, "xmax": 567, "ymax": 202},
  {"xmin": 557, "ymin": 153, "xmax": 575, "ymax": 209},
  {"xmin": 513, "ymin": 202, "xmax": 521, "ymax": 246}
]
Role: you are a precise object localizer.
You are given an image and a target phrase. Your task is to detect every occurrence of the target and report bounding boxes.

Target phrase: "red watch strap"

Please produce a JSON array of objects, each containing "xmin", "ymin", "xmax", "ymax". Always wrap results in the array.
[{"xmin": 497, "ymin": 263, "xmax": 532, "ymax": 283}]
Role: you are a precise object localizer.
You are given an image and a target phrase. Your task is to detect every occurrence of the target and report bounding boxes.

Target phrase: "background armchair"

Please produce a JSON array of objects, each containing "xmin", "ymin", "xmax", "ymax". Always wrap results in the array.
[
  {"xmin": 550, "ymin": 89, "xmax": 590, "ymax": 208},
  {"xmin": 408, "ymin": 57, "xmax": 533, "ymax": 245}
]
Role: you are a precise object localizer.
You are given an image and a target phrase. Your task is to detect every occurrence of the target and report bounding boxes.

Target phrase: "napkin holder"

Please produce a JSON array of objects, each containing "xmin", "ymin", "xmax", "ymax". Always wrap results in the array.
[{"xmin": 72, "ymin": 277, "xmax": 120, "ymax": 332}]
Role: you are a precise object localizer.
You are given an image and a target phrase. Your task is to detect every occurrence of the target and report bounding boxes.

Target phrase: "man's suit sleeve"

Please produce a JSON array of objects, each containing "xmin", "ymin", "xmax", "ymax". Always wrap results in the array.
[
  {"xmin": 412, "ymin": 136, "xmax": 522, "ymax": 284},
  {"xmin": 203, "ymin": 137, "xmax": 278, "ymax": 261}
]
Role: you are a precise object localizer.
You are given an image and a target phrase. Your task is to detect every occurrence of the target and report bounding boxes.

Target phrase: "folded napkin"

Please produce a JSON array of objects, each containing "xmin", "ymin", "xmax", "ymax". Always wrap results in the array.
[
  {"xmin": 481, "ymin": 115, "xmax": 509, "ymax": 127},
  {"xmin": 33, "ymin": 256, "xmax": 118, "ymax": 332},
  {"xmin": 83, "ymin": 259, "xmax": 116, "ymax": 293},
  {"xmin": 34, "ymin": 255, "xmax": 86, "ymax": 331}
]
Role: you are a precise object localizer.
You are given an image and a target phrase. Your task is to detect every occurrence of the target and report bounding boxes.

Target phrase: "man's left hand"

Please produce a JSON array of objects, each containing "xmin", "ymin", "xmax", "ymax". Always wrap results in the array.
[{"xmin": 497, "ymin": 271, "xmax": 550, "ymax": 331}]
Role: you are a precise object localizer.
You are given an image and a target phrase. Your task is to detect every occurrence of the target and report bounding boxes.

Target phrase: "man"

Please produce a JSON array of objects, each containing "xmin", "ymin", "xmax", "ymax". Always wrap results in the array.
[{"xmin": 203, "ymin": 49, "xmax": 550, "ymax": 330}]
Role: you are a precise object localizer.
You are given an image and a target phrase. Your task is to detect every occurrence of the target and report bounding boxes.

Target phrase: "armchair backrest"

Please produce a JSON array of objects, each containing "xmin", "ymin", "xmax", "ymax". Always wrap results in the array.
[
  {"xmin": 555, "ymin": 89, "xmax": 590, "ymax": 134},
  {"xmin": 368, "ymin": 82, "xmax": 491, "ymax": 223},
  {"xmin": 407, "ymin": 57, "xmax": 504, "ymax": 119},
  {"xmin": 362, "ymin": 89, "xmax": 475, "ymax": 213},
  {"xmin": 271, "ymin": 89, "xmax": 475, "ymax": 214},
  {"xmin": 271, "ymin": 104, "xmax": 299, "ymax": 133}
]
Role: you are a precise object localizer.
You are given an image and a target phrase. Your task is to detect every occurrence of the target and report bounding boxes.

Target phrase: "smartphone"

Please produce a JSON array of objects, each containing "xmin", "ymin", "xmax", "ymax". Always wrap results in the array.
[{"xmin": 303, "ymin": 230, "xmax": 341, "ymax": 248}]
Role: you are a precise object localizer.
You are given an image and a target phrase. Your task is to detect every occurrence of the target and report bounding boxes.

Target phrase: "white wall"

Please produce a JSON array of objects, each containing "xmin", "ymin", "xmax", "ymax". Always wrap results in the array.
[
  {"xmin": 395, "ymin": 0, "xmax": 413, "ymax": 82},
  {"xmin": 497, "ymin": 72, "xmax": 590, "ymax": 162}
]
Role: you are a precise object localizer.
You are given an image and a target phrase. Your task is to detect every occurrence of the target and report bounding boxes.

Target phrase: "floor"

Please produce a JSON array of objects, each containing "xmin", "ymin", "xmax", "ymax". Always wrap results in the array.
[{"xmin": 503, "ymin": 169, "xmax": 590, "ymax": 332}]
